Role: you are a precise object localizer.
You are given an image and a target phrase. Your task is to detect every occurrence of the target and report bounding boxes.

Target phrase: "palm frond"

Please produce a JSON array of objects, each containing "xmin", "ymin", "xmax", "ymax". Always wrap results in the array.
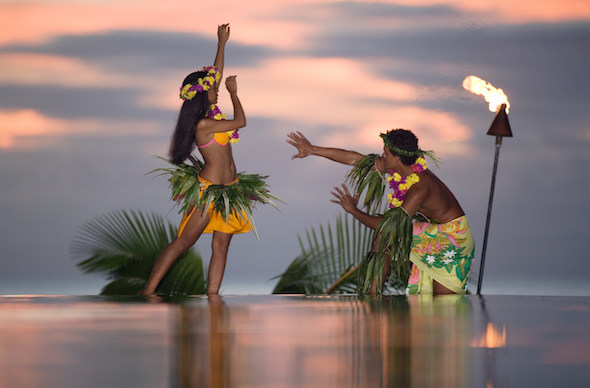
[
  {"xmin": 71, "ymin": 209, "xmax": 206, "ymax": 296},
  {"xmin": 273, "ymin": 208, "xmax": 416, "ymax": 295},
  {"xmin": 272, "ymin": 213, "xmax": 374, "ymax": 294},
  {"xmin": 270, "ymin": 253, "xmax": 324, "ymax": 294}
]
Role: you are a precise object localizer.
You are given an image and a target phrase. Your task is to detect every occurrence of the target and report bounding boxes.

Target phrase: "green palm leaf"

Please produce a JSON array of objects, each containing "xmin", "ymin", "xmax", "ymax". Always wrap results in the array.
[
  {"xmin": 273, "ymin": 210, "xmax": 414, "ymax": 295},
  {"xmin": 71, "ymin": 209, "xmax": 206, "ymax": 295},
  {"xmin": 272, "ymin": 213, "xmax": 374, "ymax": 294}
]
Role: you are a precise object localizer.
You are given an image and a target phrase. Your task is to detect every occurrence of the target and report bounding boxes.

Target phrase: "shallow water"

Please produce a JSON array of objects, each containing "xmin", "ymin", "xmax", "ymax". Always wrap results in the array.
[{"xmin": 0, "ymin": 294, "xmax": 589, "ymax": 387}]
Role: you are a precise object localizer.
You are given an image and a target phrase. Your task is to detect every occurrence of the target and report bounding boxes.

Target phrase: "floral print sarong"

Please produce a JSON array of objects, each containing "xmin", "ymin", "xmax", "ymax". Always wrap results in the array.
[{"xmin": 407, "ymin": 216, "xmax": 474, "ymax": 294}]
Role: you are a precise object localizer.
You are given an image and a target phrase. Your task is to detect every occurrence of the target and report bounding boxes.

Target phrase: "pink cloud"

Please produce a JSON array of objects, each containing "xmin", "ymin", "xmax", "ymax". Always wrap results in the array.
[
  {"xmin": 320, "ymin": 105, "xmax": 474, "ymax": 156},
  {"xmin": 210, "ymin": 57, "xmax": 472, "ymax": 156},
  {"xmin": 2, "ymin": 0, "xmax": 587, "ymax": 49},
  {"xmin": 0, "ymin": 109, "xmax": 161, "ymax": 150},
  {"xmin": 0, "ymin": 110, "xmax": 66, "ymax": 149},
  {"xmin": 0, "ymin": 0, "xmax": 312, "ymax": 48},
  {"xmin": 0, "ymin": 53, "xmax": 132, "ymax": 87},
  {"xmin": 383, "ymin": 0, "xmax": 590, "ymax": 23},
  {"xmin": 218, "ymin": 57, "xmax": 420, "ymax": 124}
]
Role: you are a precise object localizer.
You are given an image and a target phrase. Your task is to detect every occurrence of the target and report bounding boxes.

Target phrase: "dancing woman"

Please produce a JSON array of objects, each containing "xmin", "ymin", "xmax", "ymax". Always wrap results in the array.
[{"xmin": 141, "ymin": 24, "xmax": 278, "ymax": 296}]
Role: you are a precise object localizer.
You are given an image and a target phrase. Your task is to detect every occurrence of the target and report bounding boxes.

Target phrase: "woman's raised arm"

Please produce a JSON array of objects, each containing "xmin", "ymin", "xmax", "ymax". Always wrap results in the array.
[{"xmin": 213, "ymin": 24, "xmax": 230, "ymax": 78}]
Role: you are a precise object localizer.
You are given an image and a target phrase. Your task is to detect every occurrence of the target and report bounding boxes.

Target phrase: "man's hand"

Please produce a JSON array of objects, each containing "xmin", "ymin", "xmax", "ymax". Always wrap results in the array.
[
  {"xmin": 218, "ymin": 23, "xmax": 230, "ymax": 45},
  {"xmin": 330, "ymin": 184, "xmax": 359, "ymax": 214},
  {"xmin": 287, "ymin": 131, "xmax": 315, "ymax": 159}
]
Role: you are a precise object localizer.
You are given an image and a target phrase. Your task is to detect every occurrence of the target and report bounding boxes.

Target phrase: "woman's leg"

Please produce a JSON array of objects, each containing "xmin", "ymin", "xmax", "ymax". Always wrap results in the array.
[
  {"xmin": 207, "ymin": 231, "xmax": 233, "ymax": 295},
  {"xmin": 140, "ymin": 208, "xmax": 210, "ymax": 295}
]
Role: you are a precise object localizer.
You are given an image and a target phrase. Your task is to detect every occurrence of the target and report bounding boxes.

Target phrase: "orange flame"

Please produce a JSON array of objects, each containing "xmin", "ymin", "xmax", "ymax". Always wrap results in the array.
[
  {"xmin": 472, "ymin": 323, "xmax": 506, "ymax": 348},
  {"xmin": 463, "ymin": 75, "xmax": 510, "ymax": 113}
]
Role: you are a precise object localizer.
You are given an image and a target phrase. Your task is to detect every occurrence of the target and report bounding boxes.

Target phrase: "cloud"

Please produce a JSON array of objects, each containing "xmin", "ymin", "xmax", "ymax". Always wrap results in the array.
[
  {"xmin": 3, "ymin": 0, "xmax": 588, "ymax": 51},
  {"xmin": 0, "ymin": 0, "xmax": 314, "ymax": 49},
  {"xmin": 216, "ymin": 57, "xmax": 473, "ymax": 155},
  {"xmin": 355, "ymin": 0, "xmax": 590, "ymax": 24},
  {"xmin": 0, "ymin": 109, "xmax": 163, "ymax": 150},
  {"xmin": 2, "ymin": 1, "xmax": 587, "ymax": 156},
  {"xmin": 1, "ymin": 30, "xmax": 269, "ymax": 72},
  {"xmin": 321, "ymin": 105, "xmax": 473, "ymax": 155},
  {"xmin": 0, "ymin": 52, "xmax": 134, "ymax": 88}
]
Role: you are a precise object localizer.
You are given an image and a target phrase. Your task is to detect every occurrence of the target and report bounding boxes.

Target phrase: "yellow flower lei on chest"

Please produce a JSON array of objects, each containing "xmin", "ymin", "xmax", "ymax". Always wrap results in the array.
[
  {"xmin": 386, "ymin": 157, "xmax": 427, "ymax": 208},
  {"xmin": 207, "ymin": 104, "xmax": 239, "ymax": 144}
]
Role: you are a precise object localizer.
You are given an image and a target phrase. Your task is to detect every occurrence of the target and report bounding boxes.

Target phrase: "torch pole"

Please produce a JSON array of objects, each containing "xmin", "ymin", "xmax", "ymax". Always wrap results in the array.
[{"xmin": 477, "ymin": 135, "xmax": 503, "ymax": 295}]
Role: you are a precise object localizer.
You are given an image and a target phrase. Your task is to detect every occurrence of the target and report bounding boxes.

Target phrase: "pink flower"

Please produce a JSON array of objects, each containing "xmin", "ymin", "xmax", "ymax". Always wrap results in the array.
[{"xmin": 411, "ymin": 164, "xmax": 424, "ymax": 173}]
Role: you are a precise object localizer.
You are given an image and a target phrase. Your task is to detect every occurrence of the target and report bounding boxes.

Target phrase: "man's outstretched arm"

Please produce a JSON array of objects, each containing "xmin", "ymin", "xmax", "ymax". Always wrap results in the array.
[{"xmin": 287, "ymin": 131, "xmax": 366, "ymax": 166}]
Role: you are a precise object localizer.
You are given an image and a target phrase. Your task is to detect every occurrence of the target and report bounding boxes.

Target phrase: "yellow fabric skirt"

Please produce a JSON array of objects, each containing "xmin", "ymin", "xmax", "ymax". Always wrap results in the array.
[
  {"xmin": 177, "ymin": 176, "xmax": 252, "ymax": 236},
  {"xmin": 407, "ymin": 216, "xmax": 475, "ymax": 294}
]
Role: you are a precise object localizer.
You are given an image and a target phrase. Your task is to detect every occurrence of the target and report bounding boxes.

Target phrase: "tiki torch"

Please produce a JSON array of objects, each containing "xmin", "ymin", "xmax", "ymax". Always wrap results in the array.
[{"xmin": 462, "ymin": 76, "xmax": 512, "ymax": 295}]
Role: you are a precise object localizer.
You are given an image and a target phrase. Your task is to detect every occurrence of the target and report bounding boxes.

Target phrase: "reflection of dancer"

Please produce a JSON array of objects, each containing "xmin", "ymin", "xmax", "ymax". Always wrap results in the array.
[
  {"xmin": 176, "ymin": 296, "xmax": 231, "ymax": 387},
  {"xmin": 287, "ymin": 129, "xmax": 474, "ymax": 295},
  {"xmin": 141, "ymin": 24, "xmax": 278, "ymax": 296}
]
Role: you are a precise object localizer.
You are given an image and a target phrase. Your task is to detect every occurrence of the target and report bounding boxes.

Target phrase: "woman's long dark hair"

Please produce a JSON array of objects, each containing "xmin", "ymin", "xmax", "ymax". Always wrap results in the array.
[{"xmin": 169, "ymin": 71, "xmax": 211, "ymax": 164}]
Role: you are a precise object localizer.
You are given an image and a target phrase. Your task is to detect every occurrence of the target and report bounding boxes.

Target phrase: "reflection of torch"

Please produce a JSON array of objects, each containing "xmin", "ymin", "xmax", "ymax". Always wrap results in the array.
[
  {"xmin": 472, "ymin": 322, "xmax": 507, "ymax": 348},
  {"xmin": 463, "ymin": 76, "xmax": 513, "ymax": 295},
  {"xmin": 472, "ymin": 296, "xmax": 507, "ymax": 388},
  {"xmin": 472, "ymin": 322, "xmax": 507, "ymax": 388}
]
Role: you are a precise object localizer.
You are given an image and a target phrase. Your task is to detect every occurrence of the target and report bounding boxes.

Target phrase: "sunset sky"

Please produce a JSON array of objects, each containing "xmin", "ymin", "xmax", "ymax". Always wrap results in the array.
[{"xmin": 1, "ymin": 0, "xmax": 589, "ymax": 295}]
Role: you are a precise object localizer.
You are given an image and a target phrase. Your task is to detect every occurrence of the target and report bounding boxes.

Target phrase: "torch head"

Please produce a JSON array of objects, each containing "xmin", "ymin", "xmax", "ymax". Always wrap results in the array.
[{"xmin": 486, "ymin": 104, "xmax": 513, "ymax": 138}]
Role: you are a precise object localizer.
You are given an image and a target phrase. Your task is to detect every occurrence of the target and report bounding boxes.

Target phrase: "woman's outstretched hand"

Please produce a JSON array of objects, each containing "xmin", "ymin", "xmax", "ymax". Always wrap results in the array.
[
  {"xmin": 287, "ymin": 131, "xmax": 315, "ymax": 159},
  {"xmin": 218, "ymin": 23, "xmax": 230, "ymax": 45}
]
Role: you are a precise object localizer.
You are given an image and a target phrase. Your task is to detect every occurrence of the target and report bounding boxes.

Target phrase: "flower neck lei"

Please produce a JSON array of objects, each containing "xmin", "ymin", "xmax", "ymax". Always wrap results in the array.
[
  {"xmin": 207, "ymin": 104, "xmax": 239, "ymax": 144},
  {"xmin": 386, "ymin": 157, "xmax": 427, "ymax": 208},
  {"xmin": 179, "ymin": 66, "xmax": 239, "ymax": 144}
]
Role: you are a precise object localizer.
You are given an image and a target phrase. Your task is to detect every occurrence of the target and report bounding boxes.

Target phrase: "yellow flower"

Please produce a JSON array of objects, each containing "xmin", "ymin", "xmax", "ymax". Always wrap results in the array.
[
  {"xmin": 407, "ymin": 174, "xmax": 420, "ymax": 185},
  {"xmin": 393, "ymin": 172, "xmax": 402, "ymax": 182},
  {"xmin": 390, "ymin": 198, "xmax": 402, "ymax": 208},
  {"xmin": 180, "ymin": 84, "xmax": 197, "ymax": 100},
  {"xmin": 181, "ymin": 84, "xmax": 191, "ymax": 95}
]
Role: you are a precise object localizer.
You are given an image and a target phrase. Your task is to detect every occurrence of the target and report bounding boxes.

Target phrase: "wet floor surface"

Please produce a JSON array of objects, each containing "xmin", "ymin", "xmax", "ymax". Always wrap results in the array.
[{"xmin": 0, "ymin": 294, "xmax": 589, "ymax": 387}]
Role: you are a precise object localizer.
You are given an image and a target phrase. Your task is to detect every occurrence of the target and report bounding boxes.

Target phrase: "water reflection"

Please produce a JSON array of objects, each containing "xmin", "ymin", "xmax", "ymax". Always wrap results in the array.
[
  {"xmin": 1, "ymin": 295, "xmax": 588, "ymax": 387},
  {"xmin": 174, "ymin": 295, "xmax": 474, "ymax": 388}
]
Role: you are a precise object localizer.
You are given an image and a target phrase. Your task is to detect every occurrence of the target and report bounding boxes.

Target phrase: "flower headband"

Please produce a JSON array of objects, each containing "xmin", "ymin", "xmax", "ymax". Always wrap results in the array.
[
  {"xmin": 179, "ymin": 66, "xmax": 221, "ymax": 101},
  {"xmin": 380, "ymin": 132, "xmax": 441, "ymax": 167}
]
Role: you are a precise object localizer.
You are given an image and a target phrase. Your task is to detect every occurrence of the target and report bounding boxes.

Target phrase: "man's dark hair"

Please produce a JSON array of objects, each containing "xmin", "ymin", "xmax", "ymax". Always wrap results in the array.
[{"xmin": 385, "ymin": 129, "xmax": 419, "ymax": 165}]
